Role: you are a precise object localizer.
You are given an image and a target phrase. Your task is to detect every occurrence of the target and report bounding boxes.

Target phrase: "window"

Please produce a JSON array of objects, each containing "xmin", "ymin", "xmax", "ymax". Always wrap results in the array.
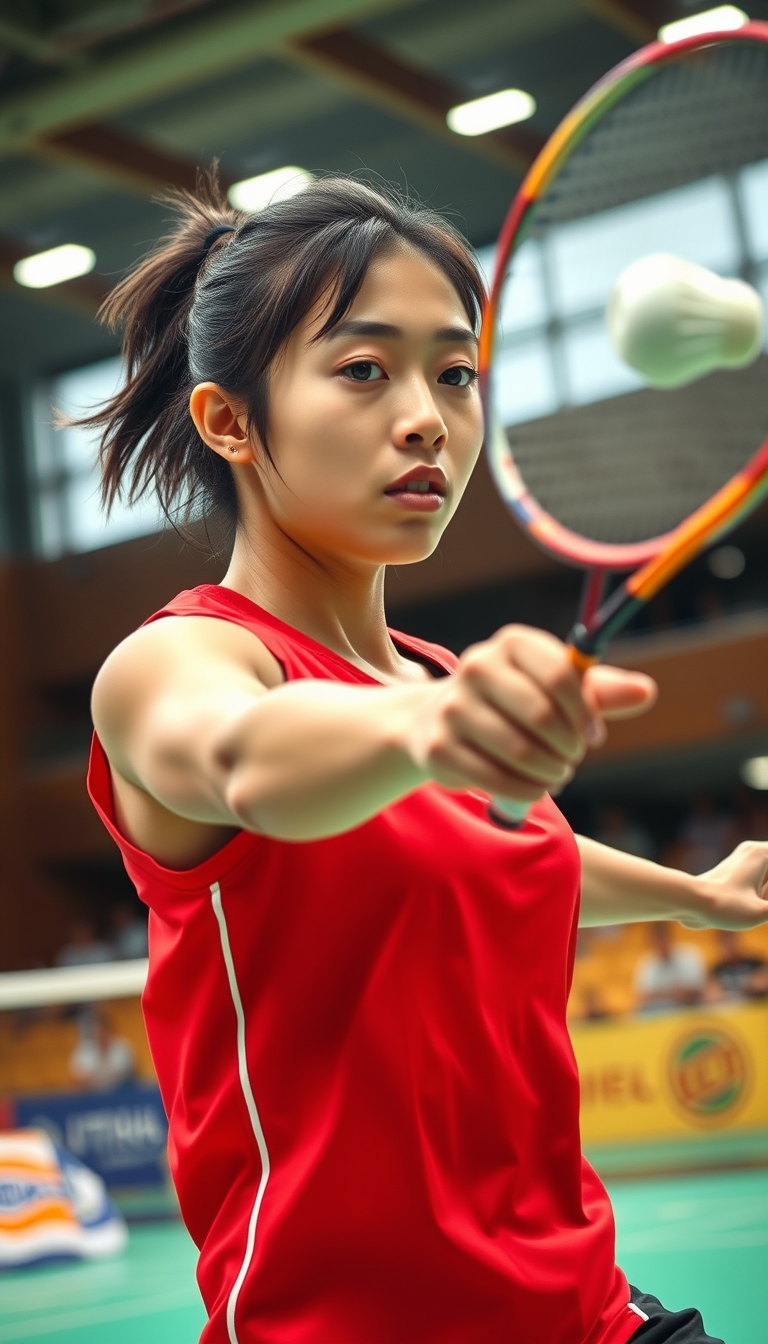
[
  {"xmin": 31, "ymin": 357, "xmax": 164, "ymax": 558},
  {"xmin": 739, "ymin": 157, "xmax": 768, "ymax": 262}
]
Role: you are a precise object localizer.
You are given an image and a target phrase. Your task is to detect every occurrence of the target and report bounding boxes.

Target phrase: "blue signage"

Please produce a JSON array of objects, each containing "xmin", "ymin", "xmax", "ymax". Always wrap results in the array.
[{"xmin": 13, "ymin": 1083, "xmax": 168, "ymax": 1189}]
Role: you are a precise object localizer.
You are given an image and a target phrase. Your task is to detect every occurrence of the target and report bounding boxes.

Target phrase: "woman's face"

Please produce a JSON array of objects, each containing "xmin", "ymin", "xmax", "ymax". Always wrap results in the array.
[{"xmin": 244, "ymin": 245, "xmax": 483, "ymax": 570}]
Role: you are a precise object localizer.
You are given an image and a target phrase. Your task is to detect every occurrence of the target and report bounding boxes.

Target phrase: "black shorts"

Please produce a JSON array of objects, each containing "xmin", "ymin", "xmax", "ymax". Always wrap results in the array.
[{"xmin": 629, "ymin": 1288, "xmax": 725, "ymax": 1344}]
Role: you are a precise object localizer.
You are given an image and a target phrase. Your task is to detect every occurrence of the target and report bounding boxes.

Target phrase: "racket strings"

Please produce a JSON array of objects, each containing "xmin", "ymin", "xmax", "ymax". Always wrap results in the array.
[
  {"xmin": 510, "ymin": 359, "xmax": 768, "ymax": 543},
  {"xmin": 532, "ymin": 44, "xmax": 768, "ymax": 230}
]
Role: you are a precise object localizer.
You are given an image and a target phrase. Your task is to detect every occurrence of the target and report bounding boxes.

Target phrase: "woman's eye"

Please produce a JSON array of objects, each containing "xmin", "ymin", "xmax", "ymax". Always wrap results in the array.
[
  {"xmin": 438, "ymin": 365, "xmax": 477, "ymax": 387},
  {"xmin": 342, "ymin": 360, "xmax": 385, "ymax": 382}
]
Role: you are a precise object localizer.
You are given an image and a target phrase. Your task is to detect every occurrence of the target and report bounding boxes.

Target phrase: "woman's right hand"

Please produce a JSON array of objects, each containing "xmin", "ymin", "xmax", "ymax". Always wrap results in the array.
[{"xmin": 402, "ymin": 626, "xmax": 654, "ymax": 807}]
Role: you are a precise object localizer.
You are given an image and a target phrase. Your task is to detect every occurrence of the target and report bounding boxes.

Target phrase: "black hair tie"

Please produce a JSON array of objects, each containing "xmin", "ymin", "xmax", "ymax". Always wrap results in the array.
[{"xmin": 201, "ymin": 223, "xmax": 236, "ymax": 256}]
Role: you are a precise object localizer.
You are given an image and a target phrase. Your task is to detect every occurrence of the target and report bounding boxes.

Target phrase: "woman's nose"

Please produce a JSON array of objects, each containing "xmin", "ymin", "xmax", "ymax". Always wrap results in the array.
[{"xmin": 392, "ymin": 386, "xmax": 447, "ymax": 451}]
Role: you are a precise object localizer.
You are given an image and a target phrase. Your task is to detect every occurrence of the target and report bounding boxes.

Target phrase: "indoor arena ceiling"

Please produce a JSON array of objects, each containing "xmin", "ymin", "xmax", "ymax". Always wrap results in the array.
[{"xmin": 2, "ymin": 0, "xmax": 768, "ymax": 377}]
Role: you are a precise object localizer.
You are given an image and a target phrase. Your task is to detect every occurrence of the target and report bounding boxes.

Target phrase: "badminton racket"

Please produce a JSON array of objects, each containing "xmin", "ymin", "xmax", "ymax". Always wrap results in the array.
[{"xmin": 479, "ymin": 21, "xmax": 768, "ymax": 824}]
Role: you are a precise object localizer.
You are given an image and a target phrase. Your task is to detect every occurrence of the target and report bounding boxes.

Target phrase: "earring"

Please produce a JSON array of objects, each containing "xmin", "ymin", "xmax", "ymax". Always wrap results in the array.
[{"xmin": 228, "ymin": 446, "xmax": 238, "ymax": 456}]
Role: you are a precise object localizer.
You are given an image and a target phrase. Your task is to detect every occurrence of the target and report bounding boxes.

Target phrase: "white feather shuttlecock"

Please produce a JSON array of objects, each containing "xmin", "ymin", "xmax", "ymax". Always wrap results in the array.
[{"xmin": 606, "ymin": 253, "xmax": 764, "ymax": 389}]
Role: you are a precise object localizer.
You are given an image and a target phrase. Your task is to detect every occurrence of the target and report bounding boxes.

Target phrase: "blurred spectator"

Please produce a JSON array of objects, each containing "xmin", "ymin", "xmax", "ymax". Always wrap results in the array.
[
  {"xmin": 674, "ymin": 794, "xmax": 735, "ymax": 874},
  {"xmin": 111, "ymin": 902, "xmax": 148, "ymax": 960},
  {"xmin": 55, "ymin": 918, "xmax": 114, "ymax": 968},
  {"xmin": 705, "ymin": 930, "xmax": 768, "ymax": 1002},
  {"xmin": 735, "ymin": 789, "xmax": 768, "ymax": 843},
  {"xmin": 571, "ymin": 929, "xmax": 613, "ymax": 1019},
  {"xmin": 693, "ymin": 586, "xmax": 725, "ymax": 623},
  {"xmin": 579, "ymin": 986, "xmax": 612, "ymax": 1021},
  {"xmin": 70, "ymin": 1007, "xmax": 136, "ymax": 1091},
  {"xmin": 593, "ymin": 805, "xmax": 656, "ymax": 861},
  {"xmin": 634, "ymin": 922, "xmax": 706, "ymax": 1013},
  {"xmin": 645, "ymin": 589, "xmax": 675, "ymax": 631}
]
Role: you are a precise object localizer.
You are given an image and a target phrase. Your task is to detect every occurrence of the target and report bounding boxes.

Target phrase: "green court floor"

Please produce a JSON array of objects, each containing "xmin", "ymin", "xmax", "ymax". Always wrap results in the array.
[{"xmin": 1, "ymin": 1170, "xmax": 766, "ymax": 1343}]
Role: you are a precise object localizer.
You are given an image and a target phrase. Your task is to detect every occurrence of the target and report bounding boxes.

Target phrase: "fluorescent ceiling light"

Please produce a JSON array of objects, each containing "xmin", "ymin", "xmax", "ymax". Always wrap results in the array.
[
  {"xmin": 14, "ymin": 243, "xmax": 96, "ymax": 289},
  {"xmin": 741, "ymin": 755, "xmax": 768, "ymax": 790},
  {"xmin": 228, "ymin": 165, "xmax": 312, "ymax": 213},
  {"xmin": 658, "ymin": 5, "xmax": 749, "ymax": 42},
  {"xmin": 447, "ymin": 88, "xmax": 536, "ymax": 137}
]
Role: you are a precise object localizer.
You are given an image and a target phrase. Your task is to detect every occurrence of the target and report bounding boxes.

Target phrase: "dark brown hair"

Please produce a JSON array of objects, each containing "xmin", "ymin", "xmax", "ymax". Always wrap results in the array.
[{"xmin": 77, "ymin": 171, "xmax": 485, "ymax": 535}]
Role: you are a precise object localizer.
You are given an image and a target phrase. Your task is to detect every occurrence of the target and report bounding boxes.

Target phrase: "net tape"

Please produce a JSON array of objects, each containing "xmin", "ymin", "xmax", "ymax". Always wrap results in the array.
[{"xmin": 0, "ymin": 960, "xmax": 148, "ymax": 1010}]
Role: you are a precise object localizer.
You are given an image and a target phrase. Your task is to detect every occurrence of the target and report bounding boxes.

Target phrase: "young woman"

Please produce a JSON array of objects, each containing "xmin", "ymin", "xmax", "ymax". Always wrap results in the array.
[{"xmin": 86, "ymin": 177, "xmax": 767, "ymax": 1344}]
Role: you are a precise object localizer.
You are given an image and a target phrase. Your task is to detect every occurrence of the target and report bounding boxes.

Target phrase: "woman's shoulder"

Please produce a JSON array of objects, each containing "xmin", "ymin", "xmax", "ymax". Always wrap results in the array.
[
  {"xmin": 91, "ymin": 592, "xmax": 283, "ymax": 765},
  {"xmin": 98, "ymin": 588, "xmax": 283, "ymax": 689}
]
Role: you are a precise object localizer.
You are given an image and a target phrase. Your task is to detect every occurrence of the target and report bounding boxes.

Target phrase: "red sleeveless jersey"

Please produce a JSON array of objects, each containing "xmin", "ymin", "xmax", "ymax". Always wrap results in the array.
[{"xmin": 88, "ymin": 584, "xmax": 640, "ymax": 1344}]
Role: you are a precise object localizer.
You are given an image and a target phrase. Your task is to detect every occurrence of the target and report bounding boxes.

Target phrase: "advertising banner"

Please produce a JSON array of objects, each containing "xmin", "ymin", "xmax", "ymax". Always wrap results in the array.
[
  {"xmin": 571, "ymin": 1001, "xmax": 768, "ymax": 1172},
  {"xmin": 11, "ymin": 1082, "xmax": 168, "ymax": 1190}
]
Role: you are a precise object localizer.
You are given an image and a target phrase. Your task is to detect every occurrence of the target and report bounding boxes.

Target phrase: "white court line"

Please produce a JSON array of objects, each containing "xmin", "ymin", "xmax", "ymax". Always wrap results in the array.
[
  {"xmin": 0, "ymin": 1287, "xmax": 200, "ymax": 1341},
  {"xmin": 620, "ymin": 1229, "xmax": 768, "ymax": 1253}
]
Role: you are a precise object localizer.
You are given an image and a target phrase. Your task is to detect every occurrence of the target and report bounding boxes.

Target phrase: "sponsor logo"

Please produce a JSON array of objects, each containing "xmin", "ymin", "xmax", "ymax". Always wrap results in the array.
[
  {"xmin": 0, "ymin": 1179, "xmax": 64, "ymax": 1211},
  {"xmin": 668, "ymin": 1026, "xmax": 750, "ymax": 1123},
  {"xmin": 64, "ymin": 1104, "xmax": 166, "ymax": 1169}
]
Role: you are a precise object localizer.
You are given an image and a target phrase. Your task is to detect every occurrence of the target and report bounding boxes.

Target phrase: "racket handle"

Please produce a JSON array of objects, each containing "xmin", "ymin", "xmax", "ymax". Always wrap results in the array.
[
  {"xmin": 487, "ymin": 641, "xmax": 598, "ymax": 831},
  {"xmin": 488, "ymin": 796, "xmax": 531, "ymax": 829}
]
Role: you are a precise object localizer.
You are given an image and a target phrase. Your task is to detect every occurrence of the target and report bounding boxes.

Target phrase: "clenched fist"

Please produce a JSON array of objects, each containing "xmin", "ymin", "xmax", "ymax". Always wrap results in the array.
[{"xmin": 403, "ymin": 626, "xmax": 656, "ymax": 806}]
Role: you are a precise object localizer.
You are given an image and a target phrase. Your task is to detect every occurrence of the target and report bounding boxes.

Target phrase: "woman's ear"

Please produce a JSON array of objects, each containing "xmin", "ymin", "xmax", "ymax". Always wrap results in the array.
[{"xmin": 189, "ymin": 382, "xmax": 259, "ymax": 464}]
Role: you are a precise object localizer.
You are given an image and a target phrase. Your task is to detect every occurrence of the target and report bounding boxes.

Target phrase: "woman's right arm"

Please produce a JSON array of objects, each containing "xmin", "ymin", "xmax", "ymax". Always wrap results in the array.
[{"xmin": 93, "ymin": 617, "xmax": 651, "ymax": 843}]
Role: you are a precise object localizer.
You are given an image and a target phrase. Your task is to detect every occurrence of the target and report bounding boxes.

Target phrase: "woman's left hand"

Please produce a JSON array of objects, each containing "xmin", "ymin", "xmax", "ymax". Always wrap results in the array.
[{"xmin": 682, "ymin": 841, "xmax": 768, "ymax": 929}]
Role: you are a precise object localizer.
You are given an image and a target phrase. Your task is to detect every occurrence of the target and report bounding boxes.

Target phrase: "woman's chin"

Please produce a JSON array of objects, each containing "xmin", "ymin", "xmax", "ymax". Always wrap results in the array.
[
  {"xmin": 381, "ymin": 519, "xmax": 446, "ymax": 566},
  {"xmin": 378, "ymin": 535, "xmax": 442, "ymax": 567}
]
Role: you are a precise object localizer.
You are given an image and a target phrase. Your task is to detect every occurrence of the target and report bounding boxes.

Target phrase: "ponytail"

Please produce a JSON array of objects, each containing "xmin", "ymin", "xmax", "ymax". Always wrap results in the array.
[
  {"xmin": 72, "ymin": 169, "xmax": 484, "ymax": 545},
  {"xmin": 76, "ymin": 169, "xmax": 241, "ymax": 530}
]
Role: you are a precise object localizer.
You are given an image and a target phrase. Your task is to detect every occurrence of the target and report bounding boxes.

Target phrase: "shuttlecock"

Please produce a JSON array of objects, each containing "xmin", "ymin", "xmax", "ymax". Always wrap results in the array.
[{"xmin": 606, "ymin": 253, "xmax": 763, "ymax": 389}]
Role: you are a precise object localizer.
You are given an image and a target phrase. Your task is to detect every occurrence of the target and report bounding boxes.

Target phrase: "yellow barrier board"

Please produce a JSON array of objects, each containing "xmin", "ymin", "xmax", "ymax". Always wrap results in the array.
[{"xmin": 571, "ymin": 1002, "xmax": 768, "ymax": 1146}]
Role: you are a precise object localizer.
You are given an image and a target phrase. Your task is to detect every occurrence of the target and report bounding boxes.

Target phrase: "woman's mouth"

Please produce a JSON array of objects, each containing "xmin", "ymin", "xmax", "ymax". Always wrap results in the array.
[{"xmin": 384, "ymin": 471, "xmax": 447, "ymax": 511}]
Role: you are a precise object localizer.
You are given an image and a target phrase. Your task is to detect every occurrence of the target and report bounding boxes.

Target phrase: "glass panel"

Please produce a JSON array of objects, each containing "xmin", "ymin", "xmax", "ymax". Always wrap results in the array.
[
  {"xmin": 30, "ymin": 386, "xmax": 59, "ymax": 480},
  {"xmin": 756, "ymin": 263, "xmax": 768, "ymax": 351},
  {"xmin": 34, "ymin": 485, "xmax": 65, "ymax": 561},
  {"xmin": 64, "ymin": 469, "xmax": 163, "ymax": 554},
  {"xmin": 740, "ymin": 158, "xmax": 768, "ymax": 263},
  {"xmin": 477, "ymin": 239, "xmax": 549, "ymax": 334},
  {"xmin": 52, "ymin": 357, "xmax": 123, "ymax": 473},
  {"xmin": 32, "ymin": 357, "xmax": 165, "ymax": 556},
  {"xmin": 493, "ymin": 338, "xmax": 559, "ymax": 426},
  {"xmin": 562, "ymin": 318, "xmax": 645, "ymax": 406},
  {"xmin": 548, "ymin": 177, "xmax": 739, "ymax": 320}
]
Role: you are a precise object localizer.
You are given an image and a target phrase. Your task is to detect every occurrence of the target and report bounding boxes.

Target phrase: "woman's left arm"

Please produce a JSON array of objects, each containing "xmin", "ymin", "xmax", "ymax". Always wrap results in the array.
[{"xmin": 577, "ymin": 834, "xmax": 768, "ymax": 929}]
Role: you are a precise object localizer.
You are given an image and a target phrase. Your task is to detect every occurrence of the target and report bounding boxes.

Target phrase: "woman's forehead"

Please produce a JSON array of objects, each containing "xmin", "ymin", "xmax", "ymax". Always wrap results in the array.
[
  {"xmin": 302, "ymin": 249, "xmax": 473, "ymax": 349},
  {"xmin": 350, "ymin": 247, "xmax": 467, "ymax": 317}
]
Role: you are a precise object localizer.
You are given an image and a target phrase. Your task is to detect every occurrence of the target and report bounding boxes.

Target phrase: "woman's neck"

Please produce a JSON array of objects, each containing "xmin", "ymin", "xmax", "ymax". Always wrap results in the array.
[{"xmin": 220, "ymin": 518, "xmax": 421, "ymax": 683}]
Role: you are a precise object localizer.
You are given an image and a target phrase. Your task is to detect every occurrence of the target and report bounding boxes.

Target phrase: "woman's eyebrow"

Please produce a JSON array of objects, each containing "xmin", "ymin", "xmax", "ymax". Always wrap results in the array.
[{"xmin": 328, "ymin": 319, "xmax": 477, "ymax": 345}]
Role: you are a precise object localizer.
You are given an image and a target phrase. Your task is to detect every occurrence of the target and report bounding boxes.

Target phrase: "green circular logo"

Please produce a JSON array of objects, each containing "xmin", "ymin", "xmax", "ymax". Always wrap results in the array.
[{"xmin": 668, "ymin": 1027, "xmax": 750, "ymax": 1124}]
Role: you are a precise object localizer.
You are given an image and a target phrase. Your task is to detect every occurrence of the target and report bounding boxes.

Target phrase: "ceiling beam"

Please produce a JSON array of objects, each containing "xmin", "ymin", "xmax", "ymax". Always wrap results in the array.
[
  {"xmin": 23, "ymin": 22, "xmax": 548, "ymax": 207},
  {"xmin": 0, "ymin": 0, "xmax": 414, "ymax": 158},
  {"xmin": 0, "ymin": 237, "xmax": 107, "ymax": 318},
  {"xmin": 37, "ymin": 122, "xmax": 234, "ymax": 198},
  {"xmin": 580, "ymin": 0, "xmax": 679, "ymax": 44},
  {"xmin": 0, "ymin": 15, "xmax": 74, "ymax": 67},
  {"xmin": 0, "ymin": 1, "xmax": 217, "ymax": 65},
  {"xmin": 287, "ymin": 28, "xmax": 546, "ymax": 175}
]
